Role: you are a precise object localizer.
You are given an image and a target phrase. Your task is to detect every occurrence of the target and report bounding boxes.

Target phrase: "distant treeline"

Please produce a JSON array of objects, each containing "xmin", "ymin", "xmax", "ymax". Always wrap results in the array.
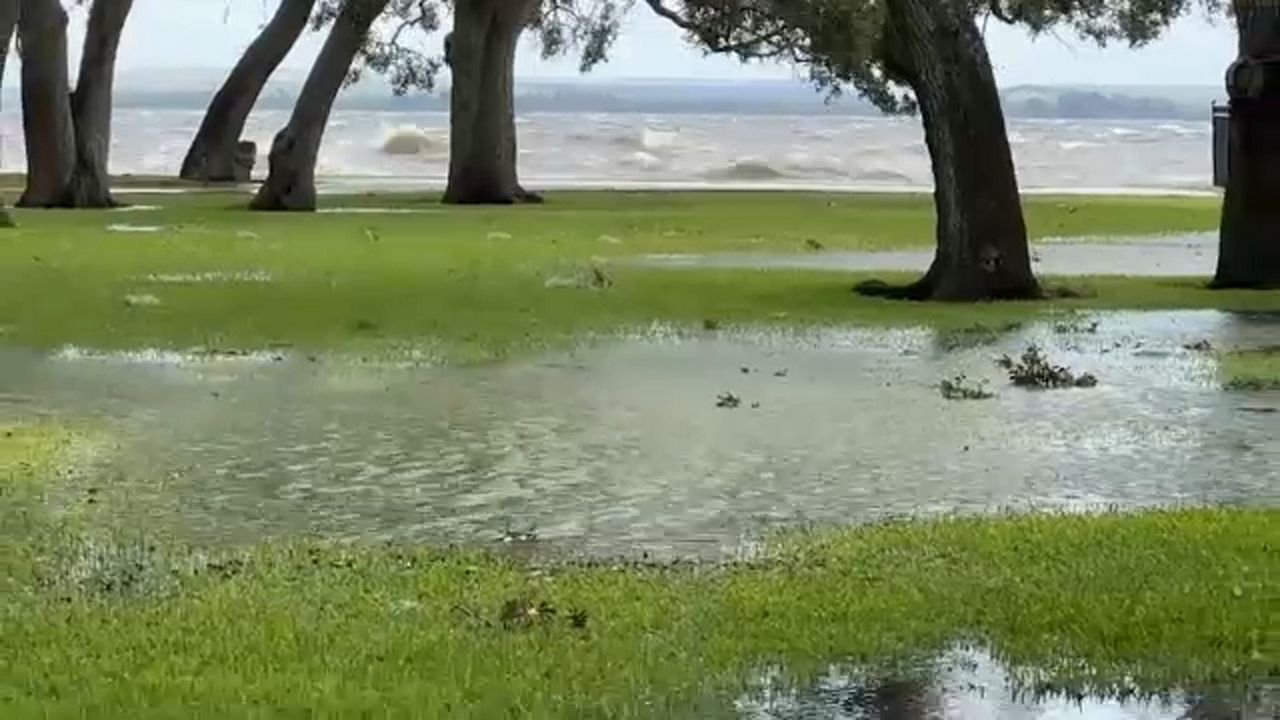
[{"xmin": 1002, "ymin": 91, "xmax": 1205, "ymax": 121}]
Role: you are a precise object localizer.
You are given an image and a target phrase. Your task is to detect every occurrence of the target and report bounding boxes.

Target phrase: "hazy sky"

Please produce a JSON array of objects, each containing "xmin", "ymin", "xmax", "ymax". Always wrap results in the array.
[{"xmin": 82, "ymin": 0, "xmax": 1235, "ymax": 88}]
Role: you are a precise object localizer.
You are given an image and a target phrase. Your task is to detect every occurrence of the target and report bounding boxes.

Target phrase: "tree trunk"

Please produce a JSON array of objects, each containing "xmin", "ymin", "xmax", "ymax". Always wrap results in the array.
[
  {"xmin": 16, "ymin": 0, "xmax": 74, "ymax": 208},
  {"xmin": 442, "ymin": 0, "xmax": 537, "ymax": 205},
  {"xmin": 251, "ymin": 0, "xmax": 389, "ymax": 211},
  {"xmin": 180, "ymin": 0, "xmax": 316, "ymax": 182},
  {"xmin": 1214, "ymin": 1, "xmax": 1280, "ymax": 288},
  {"xmin": 857, "ymin": 0, "xmax": 1039, "ymax": 301},
  {"xmin": 61, "ymin": 0, "xmax": 133, "ymax": 208}
]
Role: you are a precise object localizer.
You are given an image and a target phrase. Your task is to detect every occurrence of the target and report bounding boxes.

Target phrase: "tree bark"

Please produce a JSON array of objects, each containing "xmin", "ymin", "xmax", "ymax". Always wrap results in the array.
[
  {"xmin": 1214, "ymin": 1, "xmax": 1280, "ymax": 289},
  {"xmin": 180, "ymin": 0, "xmax": 316, "ymax": 182},
  {"xmin": 251, "ymin": 0, "xmax": 389, "ymax": 211},
  {"xmin": 442, "ymin": 0, "xmax": 538, "ymax": 205},
  {"xmin": 61, "ymin": 0, "xmax": 134, "ymax": 208},
  {"xmin": 16, "ymin": 0, "xmax": 74, "ymax": 208},
  {"xmin": 857, "ymin": 0, "xmax": 1039, "ymax": 301}
]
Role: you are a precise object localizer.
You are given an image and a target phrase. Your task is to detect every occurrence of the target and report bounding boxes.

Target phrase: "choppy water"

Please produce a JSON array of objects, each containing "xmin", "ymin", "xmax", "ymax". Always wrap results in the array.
[
  {"xmin": 2, "ymin": 310, "xmax": 1276, "ymax": 556},
  {"xmin": 0, "ymin": 110, "xmax": 1215, "ymax": 193}
]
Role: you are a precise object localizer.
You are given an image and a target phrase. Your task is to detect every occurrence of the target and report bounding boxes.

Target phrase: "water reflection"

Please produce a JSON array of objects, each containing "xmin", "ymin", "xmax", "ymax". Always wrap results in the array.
[
  {"xmin": 1, "ymin": 311, "xmax": 1276, "ymax": 556},
  {"xmin": 736, "ymin": 649, "xmax": 1274, "ymax": 719}
]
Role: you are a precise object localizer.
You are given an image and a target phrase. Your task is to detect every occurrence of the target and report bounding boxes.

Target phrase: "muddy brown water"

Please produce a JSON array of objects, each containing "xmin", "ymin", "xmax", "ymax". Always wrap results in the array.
[
  {"xmin": 1, "ymin": 310, "xmax": 1277, "ymax": 556},
  {"xmin": 635, "ymin": 233, "xmax": 1219, "ymax": 277}
]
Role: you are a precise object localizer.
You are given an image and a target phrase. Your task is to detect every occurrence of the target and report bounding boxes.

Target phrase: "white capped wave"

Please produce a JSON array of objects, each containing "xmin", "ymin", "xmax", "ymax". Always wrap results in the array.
[
  {"xmin": 1057, "ymin": 141, "xmax": 1105, "ymax": 151},
  {"xmin": 380, "ymin": 127, "xmax": 443, "ymax": 156},
  {"xmin": 624, "ymin": 151, "xmax": 664, "ymax": 170},
  {"xmin": 641, "ymin": 127, "xmax": 679, "ymax": 151}
]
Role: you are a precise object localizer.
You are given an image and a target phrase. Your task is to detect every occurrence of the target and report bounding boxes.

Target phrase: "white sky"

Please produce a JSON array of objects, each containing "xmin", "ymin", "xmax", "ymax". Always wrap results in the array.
[{"xmin": 84, "ymin": 0, "xmax": 1236, "ymax": 88}]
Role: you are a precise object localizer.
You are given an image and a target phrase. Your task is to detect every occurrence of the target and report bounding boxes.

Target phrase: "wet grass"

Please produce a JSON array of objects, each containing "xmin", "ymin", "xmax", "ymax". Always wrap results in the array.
[
  {"xmin": 0, "ymin": 427, "xmax": 1273, "ymax": 716},
  {"xmin": 2, "ymin": 509, "xmax": 1275, "ymax": 711},
  {"xmin": 1221, "ymin": 346, "xmax": 1280, "ymax": 391},
  {"xmin": 1, "ymin": 191, "xmax": 1271, "ymax": 362}
]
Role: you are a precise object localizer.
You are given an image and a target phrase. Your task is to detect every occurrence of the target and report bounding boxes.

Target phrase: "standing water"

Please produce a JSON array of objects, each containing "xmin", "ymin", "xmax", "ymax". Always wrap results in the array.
[{"xmin": 2, "ymin": 311, "xmax": 1276, "ymax": 557}]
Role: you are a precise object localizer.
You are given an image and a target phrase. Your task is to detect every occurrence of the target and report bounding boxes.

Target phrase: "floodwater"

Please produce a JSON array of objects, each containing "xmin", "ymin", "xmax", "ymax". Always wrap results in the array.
[
  {"xmin": 1, "ymin": 310, "xmax": 1277, "ymax": 556},
  {"xmin": 735, "ymin": 648, "xmax": 1276, "ymax": 719},
  {"xmin": 637, "ymin": 233, "xmax": 1220, "ymax": 277}
]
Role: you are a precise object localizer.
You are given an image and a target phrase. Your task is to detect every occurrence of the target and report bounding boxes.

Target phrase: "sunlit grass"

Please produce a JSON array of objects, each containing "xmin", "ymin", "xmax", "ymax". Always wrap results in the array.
[
  {"xmin": 1221, "ymin": 346, "xmax": 1280, "ymax": 391},
  {"xmin": 0, "ymin": 485, "xmax": 1272, "ymax": 717},
  {"xmin": 1, "ymin": 190, "xmax": 1268, "ymax": 361},
  {"xmin": 0, "ymin": 192, "xmax": 1274, "ymax": 715}
]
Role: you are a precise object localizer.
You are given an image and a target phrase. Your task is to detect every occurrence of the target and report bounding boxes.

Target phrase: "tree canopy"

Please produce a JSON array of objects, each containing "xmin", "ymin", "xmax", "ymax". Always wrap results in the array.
[
  {"xmin": 642, "ymin": 0, "xmax": 1219, "ymax": 114},
  {"xmin": 310, "ymin": 0, "xmax": 632, "ymax": 96}
]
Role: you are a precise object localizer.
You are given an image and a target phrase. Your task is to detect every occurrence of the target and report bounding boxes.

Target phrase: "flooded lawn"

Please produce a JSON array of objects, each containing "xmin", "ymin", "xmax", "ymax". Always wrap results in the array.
[
  {"xmin": 636, "ymin": 232, "xmax": 1219, "ymax": 277},
  {"xmin": 1, "ymin": 310, "xmax": 1276, "ymax": 556}
]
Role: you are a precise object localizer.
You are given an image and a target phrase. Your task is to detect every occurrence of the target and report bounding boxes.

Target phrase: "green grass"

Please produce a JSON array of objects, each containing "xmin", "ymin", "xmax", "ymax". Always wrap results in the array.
[
  {"xmin": 0, "ymin": 426, "xmax": 1275, "ymax": 716},
  {"xmin": 1221, "ymin": 346, "xmax": 1280, "ymax": 390},
  {"xmin": 2, "ymin": 191, "xmax": 1269, "ymax": 362},
  {"xmin": 0, "ymin": 486, "xmax": 1273, "ymax": 716},
  {"xmin": 1, "ymin": 192, "xmax": 1275, "ymax": 715}
]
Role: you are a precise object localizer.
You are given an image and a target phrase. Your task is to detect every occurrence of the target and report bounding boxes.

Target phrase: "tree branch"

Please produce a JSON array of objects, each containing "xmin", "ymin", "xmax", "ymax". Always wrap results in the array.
[{"xmin": 641, "ymin": 0, "xmax": 790, "ymax": 58}]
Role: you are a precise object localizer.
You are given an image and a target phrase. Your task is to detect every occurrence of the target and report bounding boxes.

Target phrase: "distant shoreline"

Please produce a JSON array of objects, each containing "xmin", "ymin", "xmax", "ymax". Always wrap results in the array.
[{"xmin": 0, "ymin": 173, "xmax": 1221, "ymax": 200}]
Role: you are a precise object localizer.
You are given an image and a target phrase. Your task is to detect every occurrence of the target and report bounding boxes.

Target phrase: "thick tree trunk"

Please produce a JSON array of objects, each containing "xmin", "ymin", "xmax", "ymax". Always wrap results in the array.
[
  {"xmin": 1214, "ymin": 1, "xmax": 1280, "ymax": 288},
  {"xmin": 62, "ymin": 0, "xmax": 134, "ymax": 208},
  {"xmin": 442, "ymin": 0, "xmax": 537, "ymax": 205},
  {"xmin": 857, "ymin": 0, "xmax": 1039, "ymax": 301},
  {"xmin": 251, "ymin": 0, "xmax": 389, "ymax": 211},
  {"xmin": 180, "ymin": 0, "xmax": 316, "ymax": 182},
  {"xmin": 16, "ymin": 0, "xmax": 74, "ymax": 208}
]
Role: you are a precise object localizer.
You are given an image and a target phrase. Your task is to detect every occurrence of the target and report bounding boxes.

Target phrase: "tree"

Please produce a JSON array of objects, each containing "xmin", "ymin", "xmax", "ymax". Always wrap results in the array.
[
  {"xmin": 442, "ymin": 0, "xmax": 624, "ymax": 204},
  {"xmin": 251, "ymin": 0, "xmax": 393, "ymax": 210},
  {"xmin": 63, "ymin": 0, "xmax": 134, "ymax": 207},
  {"xmin": 16, "ymin": 0, "xmax": 74, "ymax": 207},
  {"xmin": 644, "ymin": 0, "xmax": 1036, "ymax": 300},
  {"xmin": 643, "ymin": 0, "xmax": 1196, "ymax": 300},
  {"xmin": 441, "ymin": 0, "xmax": 540, "ymax": 204},
  {"xmin": 254, "ymin": 0, "xmax": 623, "ymax": 209},
  {"xmin": 180, "ymin": 0, "xmax": 318, "ymax": 182},
  {"xmin": 16, "ymin": 0, "xmax": 133, "ymax": 208},
  {"xmin": 1215, "ymin": 0, "xmax": 1280, "ymax": 288}
]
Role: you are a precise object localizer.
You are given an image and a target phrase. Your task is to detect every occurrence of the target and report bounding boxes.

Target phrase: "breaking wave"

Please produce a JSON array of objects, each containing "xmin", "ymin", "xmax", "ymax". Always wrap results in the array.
[{"xmin": 380, "ymin": 127, "xmax": 443, "ymax": 156}]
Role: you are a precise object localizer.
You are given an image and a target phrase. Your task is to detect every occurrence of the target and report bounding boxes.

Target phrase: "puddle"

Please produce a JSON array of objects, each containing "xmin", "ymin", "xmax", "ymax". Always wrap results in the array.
[
  {"xmin": 122, "ymin": 294, "xmax": 162, "ymax": 307},
  {"xmin": 636, "ymin": 233, "xmax": 1219, "ymax": 277},
  {"xmin": 110, "ymin": 205, "xmax": 163, "ymax": 213},
  {"xmin": 105, "ymin": 224, "xmax": 165, "ymax": 234},
  {"xmin": 51, "ymin": 346, "xmax": 288, "ymax": 365},
  {"xmin": 131, "ymin": 271, "xmax": 273, "ymax": 284},
  {"xmin": 2, "ymin": 310, "xmax": 1277, "ymax": 555},
  {"xmin": 736, "ymin": 647, "xmax": 1274, "ymax": 719}
]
